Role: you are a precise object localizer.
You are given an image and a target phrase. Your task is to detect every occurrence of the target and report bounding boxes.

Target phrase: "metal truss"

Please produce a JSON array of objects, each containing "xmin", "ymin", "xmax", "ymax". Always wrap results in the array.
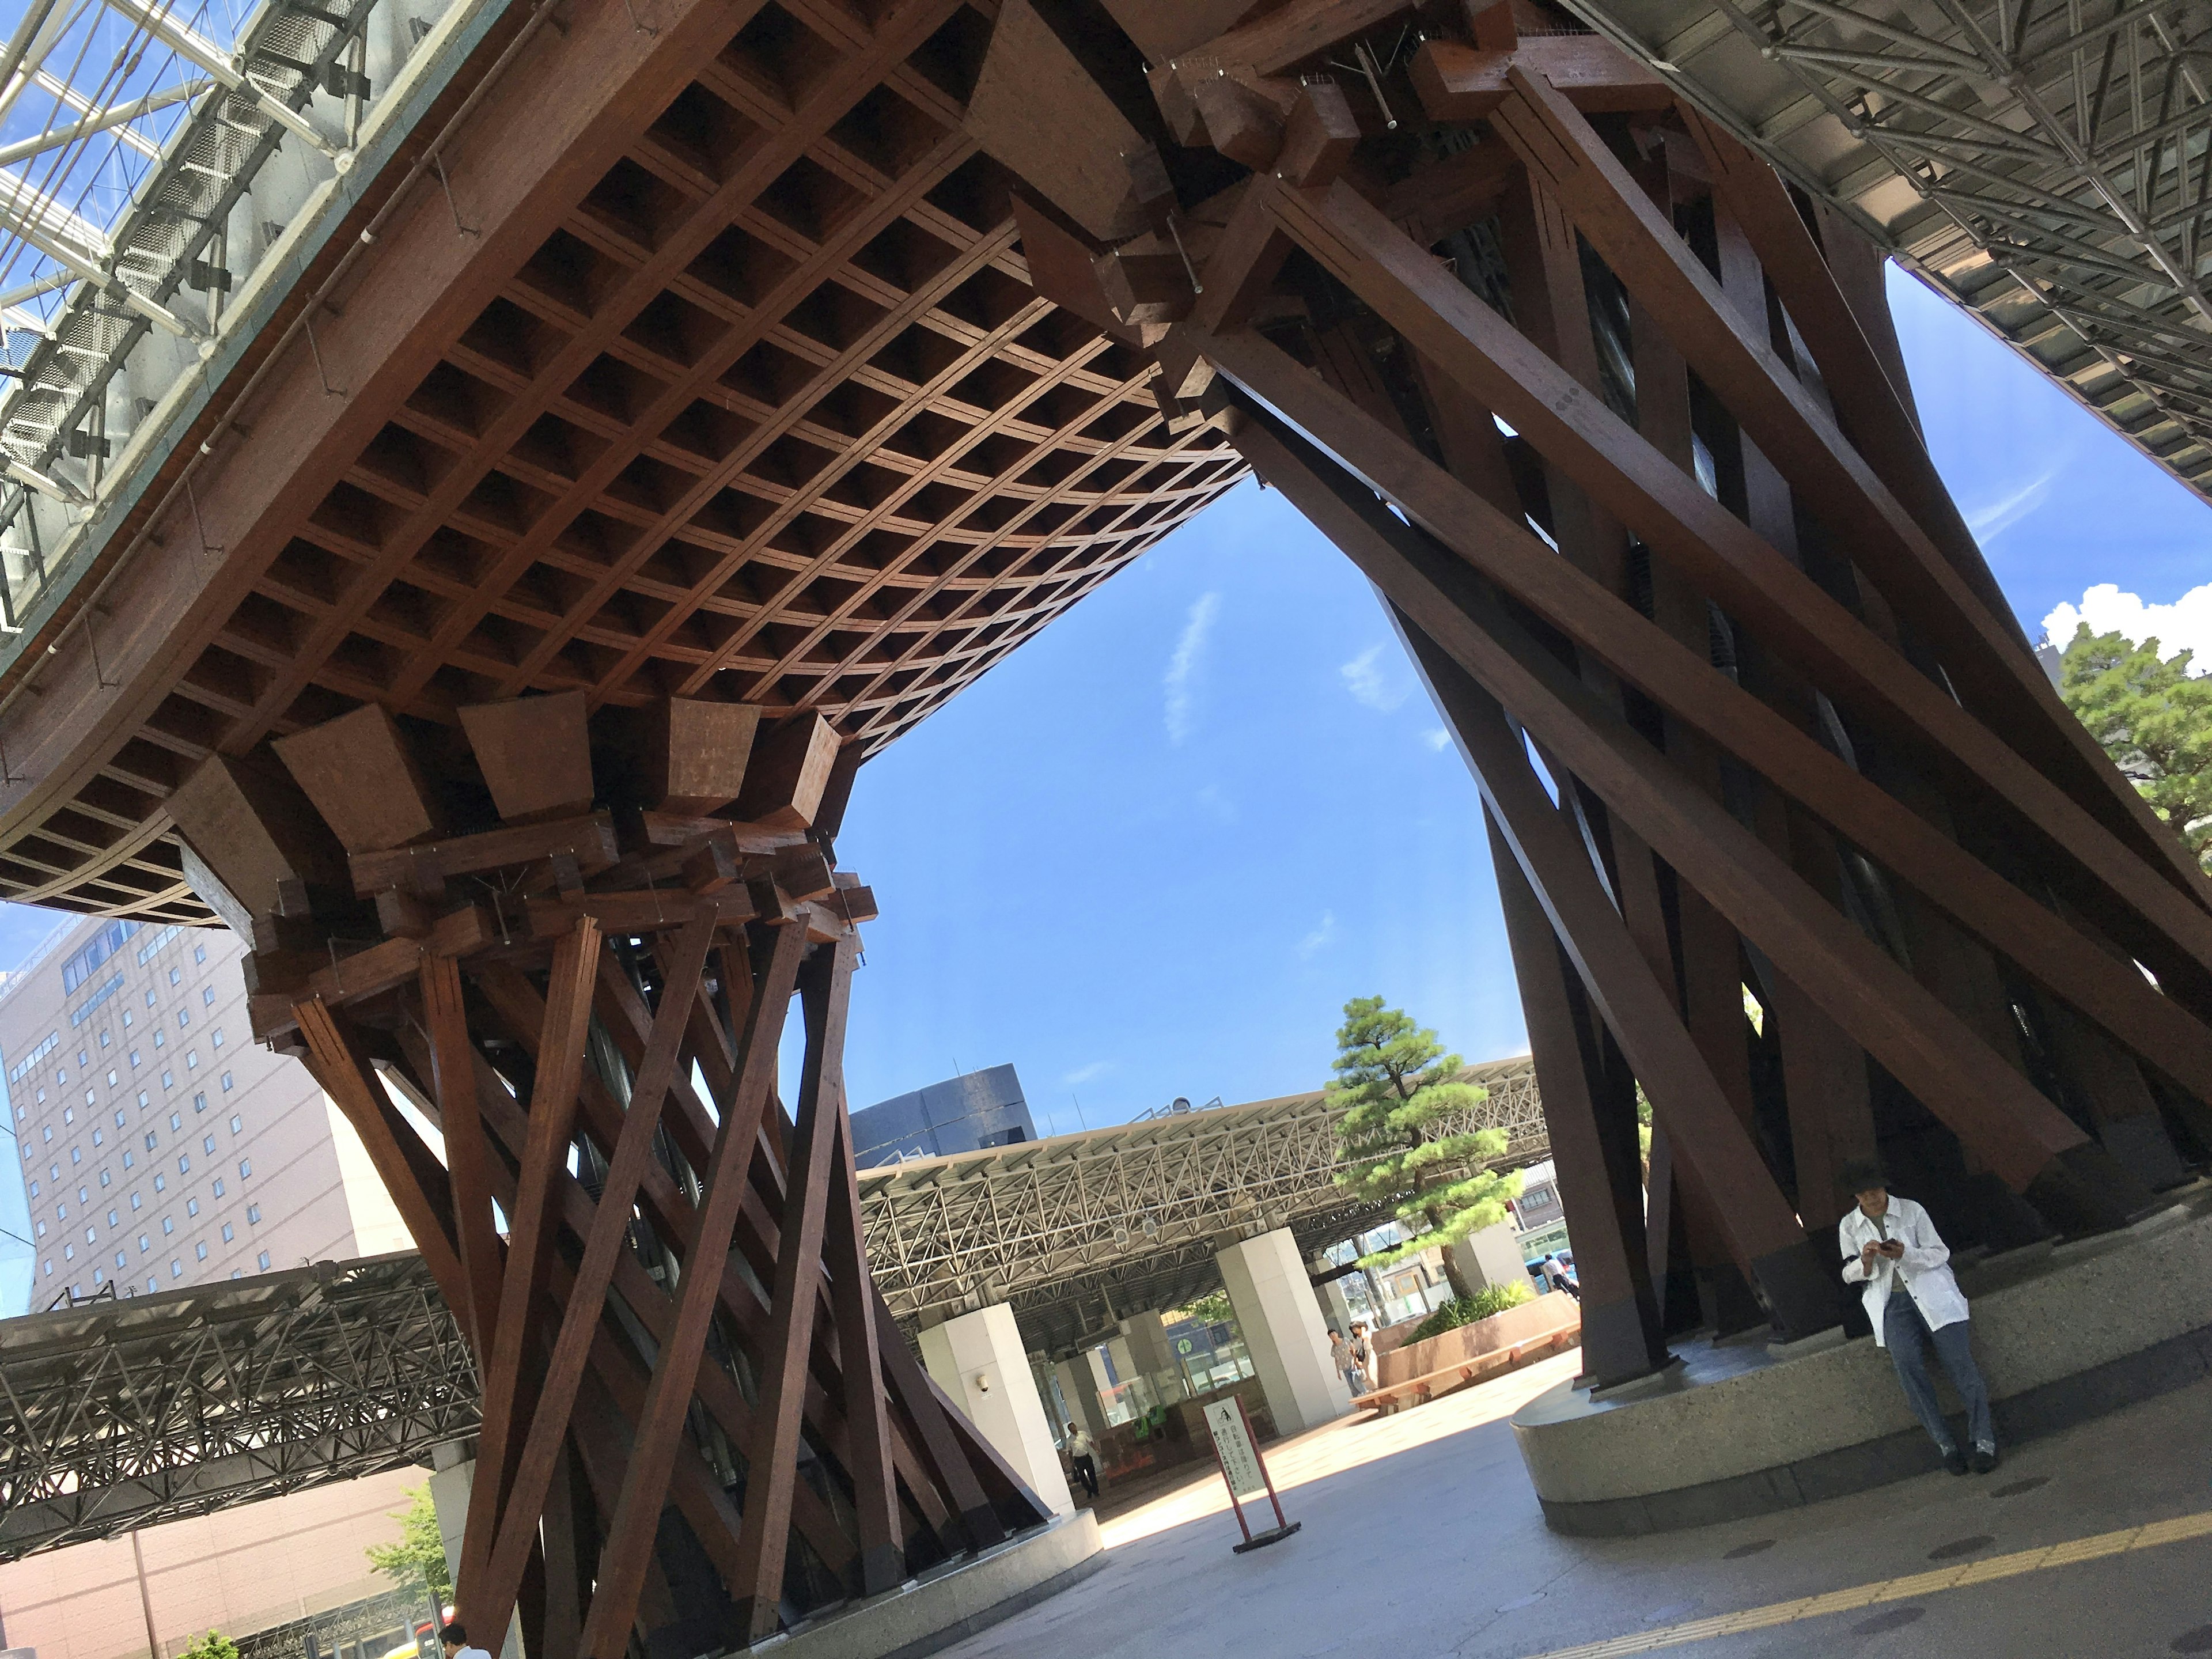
[
  {"xmin": 0, "ymin": 1249, "xmax": 475, "ymax": 1559},
  {"xmin": 1563, "ymin": 0, "xmax": 2212, "ymax": 499},
  {"xmin": 860, "ymin": 1056, "xmax": 1550, "ymax": 1353},
  {"xmin": 0, "ymin": 0, "xmax": 462, "ymax": 630}
]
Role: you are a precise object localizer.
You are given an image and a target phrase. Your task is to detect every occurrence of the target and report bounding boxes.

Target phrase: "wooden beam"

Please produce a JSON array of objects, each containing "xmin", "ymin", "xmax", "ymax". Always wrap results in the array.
[
  {"xmin": 272, "ymin": 704, "xmax": 444, "ymax": 854},
  {"xmin": 461, "ymin": 691, "xmax": 598, "ymax": 824},
  {"xmin": 1408, "ymin": 33, "xmax": 1669, "ymax": 120},
  {"xmin": 421, "ymin": 953, "xmax": 506, "ymax": 1364}
]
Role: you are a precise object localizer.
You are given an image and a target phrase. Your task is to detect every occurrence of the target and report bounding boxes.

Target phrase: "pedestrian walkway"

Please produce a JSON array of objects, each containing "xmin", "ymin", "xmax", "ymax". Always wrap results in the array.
[{"xmin": 943, "ymin": 1354, "xmax": 2212, "ymax": 1659}]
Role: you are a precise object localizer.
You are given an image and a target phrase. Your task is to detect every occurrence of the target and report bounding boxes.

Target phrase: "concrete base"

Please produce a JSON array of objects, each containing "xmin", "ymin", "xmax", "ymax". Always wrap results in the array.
[
  {"xmin": 747, "ymin": 1511, "xmax": 1103, "ymax": 1659},
  {"xmin": 1513, "ymin": 1184, "xmax": 2212, "ymax": 1535}
]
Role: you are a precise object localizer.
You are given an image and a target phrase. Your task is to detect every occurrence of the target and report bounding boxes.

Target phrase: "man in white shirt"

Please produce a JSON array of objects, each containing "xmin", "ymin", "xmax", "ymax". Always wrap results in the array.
[
  {"xmin": 440, "ymin": 1620, "xmax": 494, "ymax": 1659},
  {"xmin": 1837, "ymin": 1159, "xmax": 1997, "ymax": 1475},
  {"xmin": 1065, "ymin": 1422, "xmax": 1099, "ymax": 1499}
]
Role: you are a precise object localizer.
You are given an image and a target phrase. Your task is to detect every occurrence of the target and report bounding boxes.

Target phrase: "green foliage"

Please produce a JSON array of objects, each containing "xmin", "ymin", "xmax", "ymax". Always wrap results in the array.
[
  {"xmin": 2059, "ymin": 624, "xmax": 2212, "ymax": 872},
  {"xmin": 1327, "ymin": 997, "xmax": 1522, "ymax": 1292},
  {"xmin": 179, "ymin": 1634, "xmax": 240, "ymax": 1659},
  {"xmin": 1176, "ymin": 1290, "xmax": 1234, "ymax": 1328},
  {"xmin": 365, "ymin": 1484, "xmax": 451, "ymax": 1598},
  {"xmin": 1407, "ymin": 1280, "xmax": 1535, "ymax": 1344}
]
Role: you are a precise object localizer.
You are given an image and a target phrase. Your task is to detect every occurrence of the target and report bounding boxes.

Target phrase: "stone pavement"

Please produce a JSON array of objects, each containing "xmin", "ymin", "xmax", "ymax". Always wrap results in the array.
[{"xmin": 943, "ymin": 1351, "xmax": 2212, "ymax": 1658}]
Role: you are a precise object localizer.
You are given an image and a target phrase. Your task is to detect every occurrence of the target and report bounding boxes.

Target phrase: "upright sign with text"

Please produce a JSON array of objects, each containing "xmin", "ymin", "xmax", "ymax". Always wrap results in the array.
[{"xmin": 1201, "ymin": 1397, "xmax": 1300, "ymax": 1553}]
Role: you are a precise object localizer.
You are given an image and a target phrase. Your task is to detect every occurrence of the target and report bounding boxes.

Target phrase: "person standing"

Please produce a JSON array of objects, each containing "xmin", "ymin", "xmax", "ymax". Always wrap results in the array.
[
  {"xmin": 441, "ymin": 1622, "xmax": 494, "ymax": 1659},
  {"xmin": 1347, "ymin": 1322, "xmax": 1374, "ymax": 1396},
  {"xmin": 1837, "ymin": 1159, "xmax": 1997, "ymax": 1475},
  {"xmin": 1329, "ymin": 1328, "xmax": 1355, "ymax": 1393},
  {"xmin": 1065, "ymin": 1421, "xmax": 1099, "ymax": 1499},
  {"xmin": 1543, "ymin": 1253, "xmax": 1581, "ymax": 1301}
]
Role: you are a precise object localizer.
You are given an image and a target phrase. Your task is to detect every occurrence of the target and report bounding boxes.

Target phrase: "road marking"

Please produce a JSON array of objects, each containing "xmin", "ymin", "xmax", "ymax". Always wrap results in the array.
[{"xmin": 1521, "ymin": 1508, "xmax": 2212, "ymax": 1658}]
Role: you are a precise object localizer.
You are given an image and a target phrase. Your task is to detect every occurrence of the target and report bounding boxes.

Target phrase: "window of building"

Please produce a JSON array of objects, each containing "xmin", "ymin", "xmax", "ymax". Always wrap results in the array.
[
  {"xmin": 195, "ymin": 945, "xmax": 206, "ymax": 964},
  {"xmin": 54, "ymin": 1202, "xmax": 65, "ymax": 1219},
  {"xmin": 62, "ymin": 1243, "xmax": 72, "ymax": 1260},
  {"xmin": 33, "ymin": 1222, "xmax": 43, "ymax": 1238},
  {"xmin": 203, "ymin": 986, "xmax": 215, "ymax": 1006},
  {"xmin": 69, "ymin": 1147, "xmax": 80, "ymax": 1165},
  {"xmin": 256, "ymin": 1250, "xmax": 270, "ymax": 1271},
  {"xmin": 221, "ymin": 1223, "xmax": 234, "ymax": 1243},
  {"xmin": 246, "ymin": 1203, "xmax": 260, "ymax": 1224},
  {"xmin": 171, "ymin": 1260, "xmax": 183, "ymax": 1278},
  {"xmin": 154, "ymin": 1033, "xmax": 165, "ymax": 1052},
  {"xmin": 110, "ymin": 1109, "xmax": 122, "ymax": 1128},
  {"xmin": 211, "ymin": 1029, "xmax": 224, "ymax": 1050},
  {"xmin": 143, "ymin": 1131, "xmax": 156, "ymax": 1150},
  {"xmin": 152, "ymin": 1173, "xmax": 165, "ymax": 1192},
  {"xmin": 60, "ymin": 920, "xmax": 140, "ymax": 995},
  {"xmin": 121, "ymin": 1150, "xmax": 133, "ymax": 1169},
  {"xmin": 211, "ymin": 1177, "xmax": 225, "ymax": 1198},
  {"xmin": 195, "ymin": 1242, "xmax": 207, "ymax": 1261},
  {"xmin": 168, "ymin": 1113, "xmax": 181, "ymax": 1132},
  {"xmin": 99, "ymin": 1031, "xmax": 109, "ymax": 1048},
  {"xmin": 237, "ymin": 1158, "xmax": 251, "ymax": 1179},
  {"xmin": 169, "ymin": 968, "xmax": 181, "ymax": 987},
  {"xmin": 25, "ymin": 1180, "xmax": 36, "ymax": 1198},
  {"xmin": 128, "ymin": 1192, "xmax": 140, "ymax": 1210},
  {"xmin": 105, "ymin": 1208, "xmax": 116, "ymax": 1228},
  {"xmin": 185, "ymin": 1051, "xmax": 198, "ymax": 1071},
  {"xmin": 122, "ymin": 1011, "xmax": 132, "ymax": 1029},
  {"xmin": 40, "ymin": 1262, "xmax": 49, "ymax": 1277},
  {"xmin": 89, "ymin": 1129, "xmax": 101, "ymax": 1147},
  {"xmin": 161, "ymin": 1217, "xmax": 173, "ymax": 1235},
  {"xmin": 230, "ymin": 1269, "xmax": 241, "ymax": 1279},
  {"xmin": 113, "ymin": 1252, "xmax": 123, "ymax": 1269},
  {"xmin": 92, "ymin": 1268, "xmax": 103, "ymax": 1286},
  {"xmin": 144, "ymin": 991, "xmax": 156, "ymax": 1008},
  {"xmin": 193, "ymin": 1092, "xmax": 206, "ymax": 1113},
  {"xmin": 104, "ymin": 1068, "xmax": 115, "ymax": 1085},
  {"xmin": 177, "ymin": 1153, "xmax": 190, "ymax": 1173},
  {"xmin": 221, "ymin": 1072, "xmax": 234, "ymax": 1093},
  {"xmin": 202, "ymin": 1135, "xmax": 215, "ymax": 1155},
  {"xmin": 82, "ymin": 1225, "xmax": 93, "ymax": 1245},
  {"xmin": 39, "ymin": 1126, "xmax": 50, "ymax": 1142},
  {"xmin": 98, "ymin": 1169, "xmax": 110, "ymax": 1188},
  {"xmin": 135, "ymin": 1090, "xmax": 147, "ymax": 1108},
  {"xmin": 159, "ymin": 1068, "xmax": 172, "ymax": 1088},
  {"xmin": 185, "ymin": 1198, "xmax": 199, "ymax": 1218},
  {"xmin": 75, "ymin": 1051, "xmax": 86, "ymax": 1067},
  {"xmin": 61, "ymin": 1107, "xmax": 72, "ymax": 1125},
  {"xmin": 228, "ymin": 1115, "xmax": 241, "ymax": 1135},
  {"xmin": 128, "ymin": 1050, "xmax": 139, "ymax": 1067}
]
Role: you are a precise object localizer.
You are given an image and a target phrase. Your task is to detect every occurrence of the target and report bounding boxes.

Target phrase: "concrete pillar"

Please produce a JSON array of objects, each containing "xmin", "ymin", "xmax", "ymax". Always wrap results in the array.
[
  {"xmin": 427, "ymin": 1444, "xmax": 521, "ymax": 1659},
  {"xmin": 919, "ymin": 1304, "xmax": 1074, "ymax": 1517},
  {"xmin": 1312, "ymin": 1265, "xmax": 1357, "ymax": 1336},
  {"xmin": 1119, "ymin": 1309, "xmax": 1182, "ymax": 1400},
  {"xmin": 1105, "ymin": 1334, "xmax": 1137, "ymax": 1392},
  {"xmin": 1217, "ymin": 1228, "xmax": 1352, "ymax": 1438},
  {"xmin": 1460, "ymin": 1220, "xmax": 1531, "ymax": 1291},
  {"xmin": 1055, "ymin": 1357, "xmax": 1110, "ymax": 1439}
]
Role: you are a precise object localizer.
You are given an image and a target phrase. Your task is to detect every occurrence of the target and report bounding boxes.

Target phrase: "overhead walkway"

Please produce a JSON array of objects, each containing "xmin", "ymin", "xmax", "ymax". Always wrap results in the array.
[{"xmin": 0, "ymin": 1059, "xmax": 1546, "ymax": 1557}]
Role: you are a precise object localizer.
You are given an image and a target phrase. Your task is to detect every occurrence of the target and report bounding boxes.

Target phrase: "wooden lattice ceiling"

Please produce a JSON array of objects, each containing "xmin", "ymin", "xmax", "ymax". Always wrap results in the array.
[{"xmin": 0, "ymin": 0, "xmax": 1243, "ymax": 923}]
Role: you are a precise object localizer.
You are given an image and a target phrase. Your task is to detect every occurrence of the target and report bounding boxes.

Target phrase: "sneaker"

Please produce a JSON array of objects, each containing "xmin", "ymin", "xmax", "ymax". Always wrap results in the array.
[
  {"xmin": 1942, "ymin": 1446, "xmax": 1969, "ymax": 1476},
  {"xmin": 1971, "ymin": 1445, "xmax": 1999, "ymax": 1475}
]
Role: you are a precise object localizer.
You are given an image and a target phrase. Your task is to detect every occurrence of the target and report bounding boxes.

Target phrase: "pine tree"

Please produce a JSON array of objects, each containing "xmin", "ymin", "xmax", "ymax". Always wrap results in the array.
[
  {"xmin": 364, "ymin": 1484, "xmax": 452, "ymax": 1599},
  {"xmin": 2059, "ymin": 623, "xmax": 2212, "ymax": 872},
  {"xmin": 1328, "ymin": 997, "xmax": 1522, "ymax": 1300}
]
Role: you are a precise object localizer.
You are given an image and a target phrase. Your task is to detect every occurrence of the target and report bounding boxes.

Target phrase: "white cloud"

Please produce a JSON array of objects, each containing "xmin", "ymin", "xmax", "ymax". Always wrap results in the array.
[
  {"xmin": 1063, "ymin": 1060, "xmax": 1111, "ymax": 1086},
  {"xmin": 1297, "ymin": 911, "xmax": 1337, "ymax": 959},
  {"xmin": 1195, "ymin": 783, "xmax": 1237, "ymax": 823},
  {"xmin": 1340, "ymin": 643, "xmax": 1410, "ymax": 712},
  {"xmin": 2043, "ymin": 581, "xmax": 2212, "ymax": 671},
  {"xmin": 1424, "ymin": 728, "xmax": 1452, "ymax": 752},
  {"xmin": 1963, "ymin": 459, "xmax": 2063, "ymax": 544},
  {"xmin": 1165, "ymin": 592, "xmax": 1221, "ymax": 744}
]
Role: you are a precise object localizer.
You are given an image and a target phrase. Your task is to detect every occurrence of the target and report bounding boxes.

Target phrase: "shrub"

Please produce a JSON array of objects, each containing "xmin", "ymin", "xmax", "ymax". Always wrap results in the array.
[
  {"xmin": 1406, "ymin": 1280, "xmax": 1534, "ymax": 1344},
  {"xmin": 179, "ymin": 1634, "xmax": 239, "ymax": 1659}
]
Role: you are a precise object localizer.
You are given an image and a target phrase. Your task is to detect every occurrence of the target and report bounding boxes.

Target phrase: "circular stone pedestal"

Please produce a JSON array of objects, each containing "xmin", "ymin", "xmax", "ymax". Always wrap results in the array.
[
  {"xmin": 747, "ymin": 1510, "xmax": 1103, "ymax": 1659},
  {"xmin": 1513, "ymin": 1185, "xmax": 2212, "ymax": 1535}
]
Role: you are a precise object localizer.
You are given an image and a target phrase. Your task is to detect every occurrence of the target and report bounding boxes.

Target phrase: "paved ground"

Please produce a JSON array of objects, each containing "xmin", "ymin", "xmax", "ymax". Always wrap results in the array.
[{"xmin": 950, "ymin": 1354, "xmax": 2212, "ymax": 1658}]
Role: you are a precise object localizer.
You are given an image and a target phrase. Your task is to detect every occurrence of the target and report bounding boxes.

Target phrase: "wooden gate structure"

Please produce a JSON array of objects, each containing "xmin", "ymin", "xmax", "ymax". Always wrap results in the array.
[
  {"xmin": 982, "ymin": 0, "xmax": 2212, "ymax": 1382},
  {"xmin": 6, "ymin": 0, "xmax": 2212, "ymax": 1650}
]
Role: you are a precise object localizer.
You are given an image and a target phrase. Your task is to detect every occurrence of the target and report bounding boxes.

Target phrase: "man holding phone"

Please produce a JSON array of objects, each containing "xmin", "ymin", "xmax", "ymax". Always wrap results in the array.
[{"xmin": 1838, "ymin": 1158, "xmax": 1997, "ymax": 1475}]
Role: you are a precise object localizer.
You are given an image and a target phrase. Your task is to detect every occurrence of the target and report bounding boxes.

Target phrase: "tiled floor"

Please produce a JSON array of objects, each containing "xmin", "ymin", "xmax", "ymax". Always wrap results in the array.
[{"xmin": 941, "ymin": 1353, "xmax": 2212, "ymax": 1659}]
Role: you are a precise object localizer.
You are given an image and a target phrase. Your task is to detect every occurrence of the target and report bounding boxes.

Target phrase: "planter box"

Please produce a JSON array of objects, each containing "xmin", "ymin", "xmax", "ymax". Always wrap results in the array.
[{"xmin": 1356, "ymin": 1296, "xmax": 1582, "ymax": 1414}]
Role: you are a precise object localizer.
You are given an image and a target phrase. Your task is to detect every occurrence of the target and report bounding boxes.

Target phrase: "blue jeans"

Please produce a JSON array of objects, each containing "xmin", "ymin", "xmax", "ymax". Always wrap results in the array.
[{"xmin": 1884, "ymin": 1293, "xmax": 1993, "ymax": 1453}]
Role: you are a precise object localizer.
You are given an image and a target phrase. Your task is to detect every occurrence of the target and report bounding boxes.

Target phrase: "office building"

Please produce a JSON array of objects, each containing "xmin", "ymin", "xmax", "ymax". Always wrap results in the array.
[
  {"xmin": 0, "ymin": 912, "xmax": 409, "ymax": 1314},
  {"xmin": 850, "ymin": 1064, "xmax": 1037, "ymax": 1169}
]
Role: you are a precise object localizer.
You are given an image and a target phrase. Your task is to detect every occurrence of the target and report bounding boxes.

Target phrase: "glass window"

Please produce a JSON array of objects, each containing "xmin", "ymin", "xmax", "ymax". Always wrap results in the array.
[
  {"xmin": 230, "ymin": 1269, "xmax": 241, "ymax": 1279},
  {"xmin": 195, "ymin": 1242, "xmax": 207, "ymax": 1261},
  {"xmin": 238, "ymin": 1159, "xmax": 251, "ymax": 1179},
  {"xmin": 195, "ymin": 945, "xmax": 206, "ymax": 963},
  {"xmin": 62, "ymin": 1107, "xmax": 73, "ymax": 1124},
  {"xmin": 246, "ymin": 1204, "xmax": 260, "ymax": 1224},
  {"xmin": 104, "ymin": 1069, "xmax": 115, "ymax": 1085},
  {"xmin": 62, "ymin": 1243, "xmax": 72, "ymax": 1260},
  {"xmin": 161, "ymin": 1217, "xmax": 173, "ymax": 1235},
  {"xmin": 105, "ymin": 1208, "xmax": 116, "ymax": 1227},
  {"xmin": 128, "ymin": 1050, "xmax": 139, "ymax": 1067},
  {"xmin": 220, "ymin": 1223, "xmax": 233, "ymax": 1243},
  {"xmin": 185, "ymin": 1198, "xmax": 199, "ymax": 1218},
  {"xmin": 229, "ymin": 1115, "xmax": 241, "ymax": 1135},
  {"xmin": 177, "ymin": 1154, "xmax": 190, "ymax": 1173},
  {"xmin": 211, "ymin": 1177, "xmax": 225, "ymax": 1198},
  {"xmin": 122, "ymin": 1012, "xmax": 131, "ymax": 1029},
  {"xmin": 168, "ymin": 1113, "xmax": 181, "ymax": 1131},
  {"xmin": 75, "ymin": 1051, "xmax": 86, "ymax": 1067},
  {"xmin": 171, "ymin": 1260, "xmax": 182, "ymax": 1278},
  {"xmin": 152, "ymin": 1173, "xmax": 165, "ymax": 1192},
  {"xmin": 202, "ymin": 1135, "xmax": 215, "ymax": 1155},
  {"xmin": 25, "ymin": 1180, "xmax": 36, "ymax": 1198},
  {"xmin": 177, "ymin": 1011, "xmax": 188, "ymax": 1029},
  {"xmin": 129, "ymin": 1192, "xmax": 140, "ymax": 1210},
  {"xmin": 145, "ymin": 991, "xmax": 155, "ymax": 1008},
  {"xmin": 256, "ymin": 1250, "xmax": 270, "ymax": 1270},
  {"xmin": 33, "ymin": 1221, "xmax": 43, "ymax": 1238},
  {"xmin": 193, "ymin": 1092, "xmax": 206, "ymax": 1113},
  {"xmin": 136, "ymin": 1091, "xmax": 147, "ymax": 1108},
  {"xmin": 202, "ymin": 986, "xmax": 215, "ymax": 1006},
  {"xmin": 69, "ymin": 1147, "xmax": 80, "ymax": 1164},
  {"xmin": 121, "ymin": 1150, "xmax": 133, "ymax": 1169},
  {"xmin": 98, "ymin": 1169, "xmax": 110, "ymax": 1187},
  {"xmin": 90, "ymin": 1129, "xmax": 101, "ymax": 1147},
  {"xmin": 211, "ymin": 1029, "xmax": 224, "ymax": 1050},
  {"xmin": 220, "ymin": 1072, "xmax": 234, "ymax": 1092},
  {"xmin": 185, "ymin": 1052, "xmax": 198, "ymax": 1071},
  {"xmin": 143, "ymin": 1131, "xmax": 156, "ymax": 1150}
]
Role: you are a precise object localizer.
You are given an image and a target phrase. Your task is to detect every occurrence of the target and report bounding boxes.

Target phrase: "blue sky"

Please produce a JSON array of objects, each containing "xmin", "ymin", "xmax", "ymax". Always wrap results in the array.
[{"xmin": 3, "ymin": 267, "xmax": 2207, "ymax": 1143}]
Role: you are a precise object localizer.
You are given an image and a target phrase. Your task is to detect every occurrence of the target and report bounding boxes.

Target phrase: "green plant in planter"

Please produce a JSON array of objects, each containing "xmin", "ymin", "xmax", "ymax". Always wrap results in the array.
[{"xmin": 1407, "ymin": 1279, "xmax": 1534, "ymax": 1344}]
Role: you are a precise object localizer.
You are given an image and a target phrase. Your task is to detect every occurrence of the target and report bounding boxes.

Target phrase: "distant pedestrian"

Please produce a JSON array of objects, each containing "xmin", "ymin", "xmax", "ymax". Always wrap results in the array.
[
  {"xmin": 1347, "ymin": 1322, "xmax": 1374, "ymax": 1395},
  {"xmin": 1065, "ymin": 1422, "xmax": 1099, "ymax": 1498},
  {"xmin": 1838, "ymin": 1159, "xmax": 1997, "ymax": 1476},
  {"xmin": 440, "ymin": 1622, "xmax": 493, "ymax": 1659},
  {"xmin": 1543, "ymin": 1253, "xmax": 1580, "ymax": 1301}
]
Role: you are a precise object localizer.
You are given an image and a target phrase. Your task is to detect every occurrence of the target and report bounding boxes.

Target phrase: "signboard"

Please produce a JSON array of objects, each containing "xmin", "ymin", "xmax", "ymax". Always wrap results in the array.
[
  {"xmin": 1203, "ymin": 1400, "xmax": 1268, "ymax": 1498},
  {"xmin": 1200, "ymin": 1395, "xmax": 1301, "ymax": 1553}
]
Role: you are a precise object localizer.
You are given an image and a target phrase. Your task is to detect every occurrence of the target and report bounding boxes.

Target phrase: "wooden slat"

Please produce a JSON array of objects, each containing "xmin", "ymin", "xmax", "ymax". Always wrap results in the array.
[{"xmin": 420, "ymin": 953, "xmax": 506, "ymax": 1363}]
